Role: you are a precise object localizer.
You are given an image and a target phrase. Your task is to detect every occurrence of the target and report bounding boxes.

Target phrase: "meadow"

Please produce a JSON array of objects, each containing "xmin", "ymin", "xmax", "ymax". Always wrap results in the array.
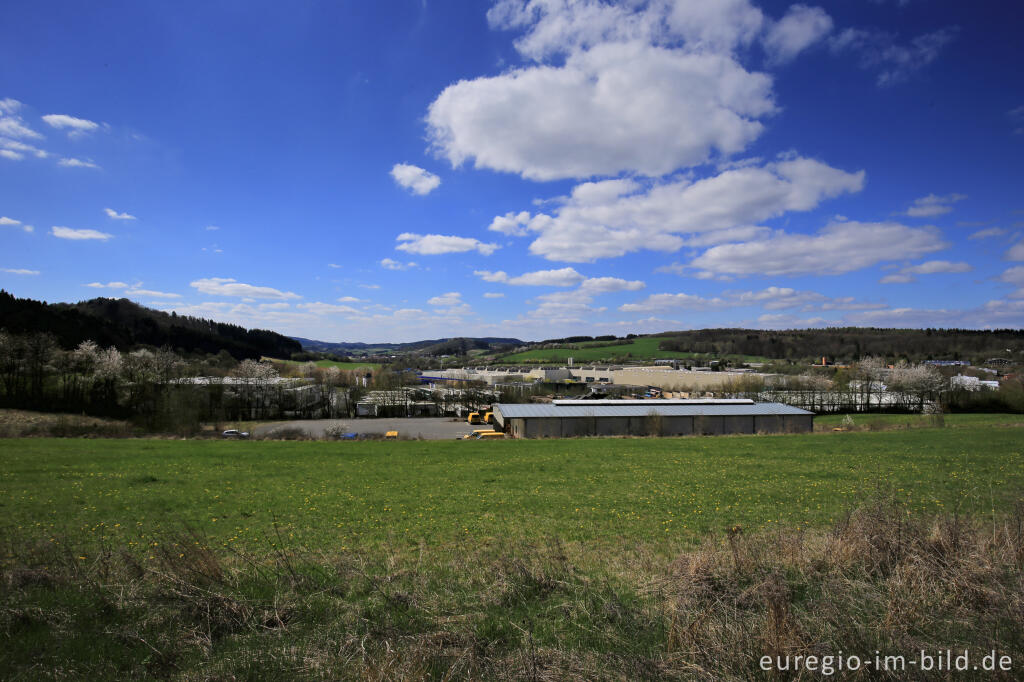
[
  {"xmin": 497, "ymin": 337, "xmax": 769, "ymax": 364},
  {"xmin": 3, "ymin": 422, "xmax": 1023, "ymax": 679}
]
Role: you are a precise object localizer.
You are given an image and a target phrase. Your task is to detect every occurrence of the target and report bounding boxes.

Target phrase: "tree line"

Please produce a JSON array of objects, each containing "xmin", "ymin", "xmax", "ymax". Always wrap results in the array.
[{"xmin": 654, "ymin": 327, "xmax": 1024, "ymax": 364}]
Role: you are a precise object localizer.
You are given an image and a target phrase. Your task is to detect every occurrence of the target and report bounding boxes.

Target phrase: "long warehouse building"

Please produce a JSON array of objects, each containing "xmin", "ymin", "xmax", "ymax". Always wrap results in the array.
[{"xmin": 493, "ymin": 399, "xmax": 813, "ymax": 438}]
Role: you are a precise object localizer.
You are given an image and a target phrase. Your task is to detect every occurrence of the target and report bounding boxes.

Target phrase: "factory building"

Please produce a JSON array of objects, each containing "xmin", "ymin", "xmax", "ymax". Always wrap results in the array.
[{"xmin": 492, "ymin": 399, "xmax": 813, "ymax": 439}]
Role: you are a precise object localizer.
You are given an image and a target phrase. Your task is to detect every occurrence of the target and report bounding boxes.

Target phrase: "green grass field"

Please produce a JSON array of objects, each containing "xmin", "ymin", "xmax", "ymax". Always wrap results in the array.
[
  {"xmin": 3, "ymin": 421, "xmax": 1022, "ymax": 555},
  {"xmin": 4, "ymin": 422, "xmax": 1024, "ymax": 679},
  {"xmin": 497, "ymin": 336, "xmax": 768, "ymax": 364}
]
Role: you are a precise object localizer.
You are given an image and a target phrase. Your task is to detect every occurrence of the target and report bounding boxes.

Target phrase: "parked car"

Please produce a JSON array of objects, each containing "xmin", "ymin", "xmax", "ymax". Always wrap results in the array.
[
  {"xmin": 222, "ymin": 429, "xmax": 250, "ymax": 439},
  {"xmin": 338, "ymin": 432, "xmax": 358, "ymax": 440}
]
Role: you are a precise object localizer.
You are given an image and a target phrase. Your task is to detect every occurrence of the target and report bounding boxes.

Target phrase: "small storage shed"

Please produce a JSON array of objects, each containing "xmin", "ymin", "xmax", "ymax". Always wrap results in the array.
[{"xmin": 493, "ymin": 399, "xmax": 813, "ymax": 439}]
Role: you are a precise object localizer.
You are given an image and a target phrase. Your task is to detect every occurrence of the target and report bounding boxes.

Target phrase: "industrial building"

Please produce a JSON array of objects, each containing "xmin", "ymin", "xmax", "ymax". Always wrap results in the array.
[{"xmin": 492, "ymin": 399, "xmax": 813, "ymax": 438}]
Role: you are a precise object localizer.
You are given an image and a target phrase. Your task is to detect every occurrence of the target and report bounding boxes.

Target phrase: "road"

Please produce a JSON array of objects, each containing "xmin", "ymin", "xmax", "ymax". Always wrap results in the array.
[{"xmin": 253, "ymin": 416, "xmax": 477, "ymax": 440}]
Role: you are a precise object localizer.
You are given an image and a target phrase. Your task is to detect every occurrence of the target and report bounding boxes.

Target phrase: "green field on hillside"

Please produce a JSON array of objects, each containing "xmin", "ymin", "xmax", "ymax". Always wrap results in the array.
[
  {"xmin": 498, "ymin": 337, "xmax": 769, "ymax": 364},
  {"xmin": 3, "ymin": 423, "xmax": 1022, "ymax": 554}
]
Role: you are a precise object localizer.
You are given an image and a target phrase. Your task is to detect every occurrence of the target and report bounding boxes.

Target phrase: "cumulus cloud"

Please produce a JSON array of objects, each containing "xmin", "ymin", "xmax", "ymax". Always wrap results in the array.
[
  {"xmin": 904, "ymin": 192, "xmax": 967, "ymax": 217},
  {"xmin": 104, "ymin": 208, "xmax": 136, "ymax": 220},
  {"xmin": 578, "ymin": 276, "xmax": 645, "ymax": 293},
  {"xmin": 483, "ymin": 292, "xmax": 505, "ymax": 298},
  {"xmin": 1, "ymin": 268, "xmax": 39, "ymax": 275},
  {"xmin": 428, "ymin": 292, "xmax": 465, "ymax": 306},
  {"xmin": 58, "ymin": 157, "xmax": 100, "ymax": 169},
  {"xmin": 474, "ymin": 267, "xmax": 584, "ymax": 287},
  {"xmin": 763, "ymin": 4, "xmax": 833, "ymax": 63},
  {"xmin": 689, "ymin": 220, "xmax": 947, "ymax": 277},
  {"xmin": 487, "ymin": 0, "xmax": 767, "ymax": 62},
  {"xmin": 380, "ymin": 257, "xmax": 417, "ymax": 270},
  {"xmin": 190, "ymin": 277, "xmax": 301, "ymax": 300},
  {"xmin": 879, "ymin": 260, "xmax": 972, "ymax": 284},
  {"xmin": 396, "ymin": 233, "xmax": 499, "ymax": 256},
  {"xmin": 390, "ymin": 163, "xmax": 441, "ymax": 195},
  {"xmin": 428, "ymin": 42, "xmax": 775, "ymax": 181},
  {"xmin": 50, "ymin": 226, "xmax": 112, "ymax": 241},
  {"xmin": 42, "ymin": 113, "xmax": 101, "ymax": 137},
  {"xmin": 830, "ymin": 26, "xmax": 958, "ymax": 86},
  {"xmin": 512, "ymin": 156, "xmax": 863, "ymax": 262},
  {"xmin": 488, "ymin": 211, "xmax": 531, "ymax": 236}
]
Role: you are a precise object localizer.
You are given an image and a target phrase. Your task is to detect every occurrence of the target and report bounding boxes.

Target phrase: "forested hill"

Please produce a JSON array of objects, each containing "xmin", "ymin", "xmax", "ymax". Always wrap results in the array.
[{"xmin": 0, "ymin": 291, "xmax": 301, "ymax": 360}]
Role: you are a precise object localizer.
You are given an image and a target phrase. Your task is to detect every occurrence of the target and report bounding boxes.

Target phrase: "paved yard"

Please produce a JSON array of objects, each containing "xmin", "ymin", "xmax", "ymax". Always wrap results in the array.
[{"xmin": 253, "ymin": 417, "xmax": 478, "ymax": 440}]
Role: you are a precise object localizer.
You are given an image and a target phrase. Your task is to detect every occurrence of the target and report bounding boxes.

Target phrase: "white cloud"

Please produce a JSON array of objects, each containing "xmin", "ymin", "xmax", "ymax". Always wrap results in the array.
[
  {"xmin": 969, "ymin": 227, "xmax": 1007, "ymax": 240},
  {"xmin": 390, "ymin": 163, "xmax": 441, "ymax": 195},
  {"xmin": 878, "ymin": 260, "xmax": 972, "ymax": 284},
  {"xmin": 380, "ymin": 257, "xmax": 417, "ymax": 270},
  {"xmin": 206, "ymin": 225, "xmax": 220, "ymax": 231},
  {"xmin": 1007, "ymin": 241, "xmax": 1024, "ymax": 261},
  {"xmin": 337, "ymin": 296, "xmax": 362, "ymax": 302},
  {"xmin": 763, "ymin": 4, "xmax": 833, "ymax": 64},
  {"xmin": 516, "ymin": 156, "xmax": 863, "ymax": 262},
  {"xmin": 42, "ymin": 114, "xmax": 101, "ymax": 137},
  {"xmin": 327, "ymin": 263, "xmax": 341, "ymax": 268},
  {"xmin": 428, "ymin": 292, "xmax": 464, "ymax": 306},
  {"xmin": 1, "ymin": 268, "xmax": 39, "ymax": 275},
  {"xmin": 830, "ymin": 26, "xmax": 958, "ymax": 86},
  {"xmin": 690, "ymin": 220, "xmax": 947, "ymax": 277},
  {"xmin": 0, "ymin": 138, "xmax": 48, "ymax": 159},
  {"xmin": 396, "ymin": 232, "xmax": 499, "ymax": 256},
  {"xmin": 1, "ymin": 216, "xmax": 33, "ymax": 233},
  {"xmin": 620, "ymin": 292, "xmax": 726, "ymax": 313},
  {"xmin": 487, "ymin": 0, "xmax": 767, "ymax": 62},
  {"xmin": 189, "ymin": 277, "xmax": 301, "ymax": 300},
  {"xmin": 999, "ymin": 266, "xmax": 1024, "ymax": 299},
  {"xmin": 488, "ymin": 210, "xmax": 531, "ymax": 236},
  {"xmin": 0, "ymin": 108, "xmax": 43, "ymax": 139},
  {"xmin": 578, "ymin": 276, "xmax": 645, "ymax": 293},
  {"xmin": 474, "ymin": 267, "xmax": 584, "ymax": 287},
  {"xmin": 297, "ymin": 302, "xmax": 360, "ymax": 315},
  {"xmin": 904, "ymin": 192, "xmax": 967, "ymax": 217},
  {"xmin": 85, "ymin": 281, "xmax": 130, "ymax": 289},
  {"xmin": 58, "ymin": 157, "xmax": 100, "ymax": 169},
  {"xmin": 126, "ymin": 288, "xmax": 181, "ymax": 299},
  {"xmin": 428, "ymin": 41, "xmax": 775, "ymax": 181},
  {"xmin": 104, "ymin": 208, "xmax": 136, "ymax": 220},
  {"xmin": 50, "ymin": 226, "xmax": 113, "ymax": 241},
  {"xmin": 359, "ymin": 283, "xmax": 381, "ymax": 289},
  {"xmin": 483, "ymin": 292, "xmax": 505, "ymax": 299}
]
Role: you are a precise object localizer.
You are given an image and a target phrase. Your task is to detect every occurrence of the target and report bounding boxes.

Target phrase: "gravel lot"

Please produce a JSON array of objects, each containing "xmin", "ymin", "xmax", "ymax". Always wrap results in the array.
[{"xmin": 253, "ymin": 417, "xmax": 478, "ymax": 440}]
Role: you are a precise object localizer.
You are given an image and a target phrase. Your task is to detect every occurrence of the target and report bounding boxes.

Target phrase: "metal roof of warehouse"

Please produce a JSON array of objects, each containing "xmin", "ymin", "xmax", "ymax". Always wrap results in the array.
[{"xmin": 494, "ymin": 402, "xmax": 813, "ymax": 418}]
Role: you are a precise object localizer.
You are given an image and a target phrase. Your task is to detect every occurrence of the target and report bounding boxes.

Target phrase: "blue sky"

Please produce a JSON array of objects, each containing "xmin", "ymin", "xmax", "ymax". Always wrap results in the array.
[{"xmin": 2, "ymin": 0, "xmax": 1023, "ymax": 342}]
